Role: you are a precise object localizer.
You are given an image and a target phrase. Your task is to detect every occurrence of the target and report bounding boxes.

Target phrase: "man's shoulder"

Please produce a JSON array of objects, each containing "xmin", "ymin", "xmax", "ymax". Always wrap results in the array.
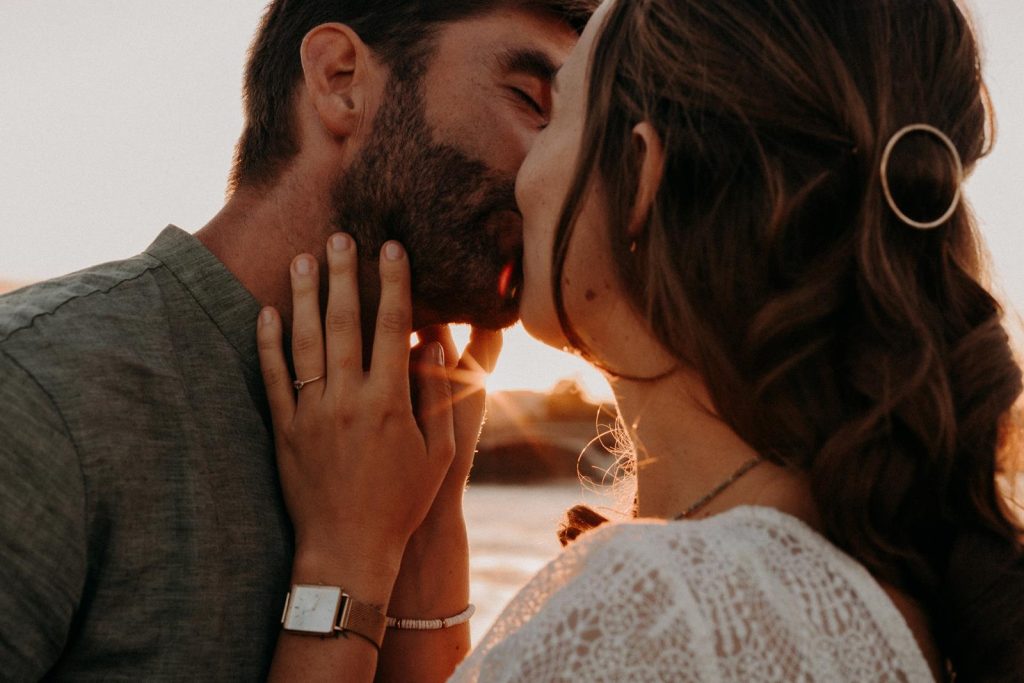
[{"xmin": 0, "ymin": 252, "xmax": 165, "ymax": 350}]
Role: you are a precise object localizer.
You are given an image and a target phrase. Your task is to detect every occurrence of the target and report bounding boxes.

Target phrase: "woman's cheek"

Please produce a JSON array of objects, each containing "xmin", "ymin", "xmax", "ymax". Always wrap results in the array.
[
  {"xmin": 520, "ymin": 200, "xmax": 610, "ymax": 352},
  {"xmin": 516, "ymin": 143, "xmax": 570, "ymax": 346},
  {"xmin": 519, "ymin": 214, "xmax": 566, "ymax": 348}
]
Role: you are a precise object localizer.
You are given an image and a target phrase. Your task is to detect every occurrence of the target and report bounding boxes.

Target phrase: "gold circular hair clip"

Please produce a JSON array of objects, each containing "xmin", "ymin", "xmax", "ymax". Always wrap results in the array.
[{"xmin": 879, "ymin": 123, "xmax": 964, "ymax": 230}]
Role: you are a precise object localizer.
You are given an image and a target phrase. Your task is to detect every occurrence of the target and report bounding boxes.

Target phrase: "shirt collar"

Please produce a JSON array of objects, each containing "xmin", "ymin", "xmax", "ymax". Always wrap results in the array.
[{"xmin": 144, "ymin": 224, "xmax": 262, "ymax": 368}]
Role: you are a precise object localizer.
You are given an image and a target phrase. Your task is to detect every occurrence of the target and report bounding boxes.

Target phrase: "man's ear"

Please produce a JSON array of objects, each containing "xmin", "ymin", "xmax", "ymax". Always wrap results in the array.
[
  {"xmin": 300, "ymin": 23, "xmax": 371, "ymax": 138},
  {"xmin": 628, "ymin": 122, "xmax": 666, "ymax": 238}
]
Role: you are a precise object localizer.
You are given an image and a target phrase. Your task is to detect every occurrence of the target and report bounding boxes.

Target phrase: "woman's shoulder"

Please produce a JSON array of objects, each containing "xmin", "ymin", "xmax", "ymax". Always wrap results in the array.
[
  {"xmin": 453, "ymin": 506, "xmax": 935, "ymax": 683},
  {"xmin": 571, "ymin": 506, "xmax": 901, "ymax": 594},
  {"xmin": 582, "ymin": 504, "xmax": 854, "ymax": 566},
  {"xmin": 581, "ymin": 506, "xmax": 931, "ymax": 644},
  {"xmin": 559, "ymin": 504, "xmax": 864, "ymax": 584}
]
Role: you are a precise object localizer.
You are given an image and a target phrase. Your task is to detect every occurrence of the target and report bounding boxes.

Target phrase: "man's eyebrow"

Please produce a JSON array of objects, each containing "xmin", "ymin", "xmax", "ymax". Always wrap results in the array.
[{"xmin": 497, "ymin": 48, "xmax": 559, "ymax": 84}]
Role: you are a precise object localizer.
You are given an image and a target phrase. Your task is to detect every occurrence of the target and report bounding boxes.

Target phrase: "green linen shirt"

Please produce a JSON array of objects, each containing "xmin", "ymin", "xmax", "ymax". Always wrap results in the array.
[{"xmin": 0, "ymin": 226, "xmax": 293, "ymax": 680}]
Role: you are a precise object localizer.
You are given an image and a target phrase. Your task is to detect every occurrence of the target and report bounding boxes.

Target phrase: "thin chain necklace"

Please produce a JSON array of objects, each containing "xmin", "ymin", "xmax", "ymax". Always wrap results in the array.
[{"xmin": 673, "ymin": 455, "xmax": 765, "ymax": 520}]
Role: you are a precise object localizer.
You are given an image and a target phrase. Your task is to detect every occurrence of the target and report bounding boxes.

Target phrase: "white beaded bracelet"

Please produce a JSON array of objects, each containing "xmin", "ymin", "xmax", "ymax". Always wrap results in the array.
[{"xmin": 386, "ymin": 604, "xmax": 476, "ymax": 630}]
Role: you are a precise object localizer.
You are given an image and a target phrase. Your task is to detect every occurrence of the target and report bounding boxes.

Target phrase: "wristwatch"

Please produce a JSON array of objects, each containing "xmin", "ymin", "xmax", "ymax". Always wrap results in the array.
[{"xmin": 281, "ymin": 584, "xmax": 387, "ymax": 650}]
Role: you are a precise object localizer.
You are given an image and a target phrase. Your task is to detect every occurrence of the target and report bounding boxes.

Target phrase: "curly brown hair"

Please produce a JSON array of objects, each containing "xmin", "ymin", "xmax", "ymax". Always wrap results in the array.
[{"xmin": 554, "ymin": 1, "xmax": 1024, "ymax": 679}]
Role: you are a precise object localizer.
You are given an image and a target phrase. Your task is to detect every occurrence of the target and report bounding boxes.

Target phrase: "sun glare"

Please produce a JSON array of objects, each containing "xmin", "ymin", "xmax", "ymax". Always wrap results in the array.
[{"xmin": 449, "ymin": 324, "xmax": 611, "ymax": 401}]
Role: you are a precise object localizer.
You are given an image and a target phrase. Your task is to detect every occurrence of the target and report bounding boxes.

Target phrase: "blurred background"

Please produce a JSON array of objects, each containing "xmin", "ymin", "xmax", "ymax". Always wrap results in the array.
[{"xmin": 2, "ymin": 1, "xmax": 1022, "ymax": 641}]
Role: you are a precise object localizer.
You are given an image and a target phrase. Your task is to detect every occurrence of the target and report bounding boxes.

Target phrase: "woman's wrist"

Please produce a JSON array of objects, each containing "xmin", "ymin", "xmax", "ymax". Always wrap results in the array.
[
  {"xmin": 388, "ymin": 515, "xmax": 470, "ymax": 617},
  {"xmin": 291, "ymin": 540, "xmax": 407, "ymax": 610},
  {"xmin": 419, "ymin": 495, "xmax": 467, "ymax": 529}
]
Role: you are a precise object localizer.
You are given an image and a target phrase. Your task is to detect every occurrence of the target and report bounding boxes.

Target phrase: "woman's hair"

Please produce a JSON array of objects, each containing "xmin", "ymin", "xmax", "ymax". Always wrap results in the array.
[{"xmin": 554, "ymin": 0, "xmax": 1024, "ymax": 678}]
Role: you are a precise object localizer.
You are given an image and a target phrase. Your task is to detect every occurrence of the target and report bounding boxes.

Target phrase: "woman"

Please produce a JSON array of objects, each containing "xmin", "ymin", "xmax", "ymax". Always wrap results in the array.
[{"xmin": 257, "ymin": 0, "xmax": 1024, "ymax": 680}]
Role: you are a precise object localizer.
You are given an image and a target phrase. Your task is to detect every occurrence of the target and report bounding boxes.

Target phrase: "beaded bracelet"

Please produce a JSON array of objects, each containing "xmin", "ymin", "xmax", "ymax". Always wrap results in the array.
[{"xmin": 385, "ymin": 604, "xmax": 476, "ymax": 630}]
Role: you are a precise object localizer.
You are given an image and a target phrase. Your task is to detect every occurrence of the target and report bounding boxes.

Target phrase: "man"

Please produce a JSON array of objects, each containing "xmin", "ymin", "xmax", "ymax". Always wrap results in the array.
[{"xmin": 0, "ymin": 1, "xmax": 593, "ymax": 678}]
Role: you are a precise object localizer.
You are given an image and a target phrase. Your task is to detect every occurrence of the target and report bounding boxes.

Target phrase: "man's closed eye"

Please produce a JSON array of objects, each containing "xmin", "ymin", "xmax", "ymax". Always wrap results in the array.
[{"xmin": 508, "ymin": 87, "xmax": 548, "ymax": 127}]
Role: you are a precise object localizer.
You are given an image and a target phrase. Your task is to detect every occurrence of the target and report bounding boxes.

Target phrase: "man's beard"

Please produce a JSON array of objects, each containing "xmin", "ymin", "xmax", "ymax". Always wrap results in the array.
[{"xmin": 331, "ymin": 75, "xmax": 523, "ymax": 330}]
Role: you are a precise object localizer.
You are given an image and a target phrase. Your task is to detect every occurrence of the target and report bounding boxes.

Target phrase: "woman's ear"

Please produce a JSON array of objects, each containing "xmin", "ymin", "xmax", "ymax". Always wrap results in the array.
[
  {"xmin": 300, "ymin": 23, "xmax": 371, "ymax": 138},
  {"xmin": 628, "ymin": 122, "xmax": 666, "ymax": 238}
]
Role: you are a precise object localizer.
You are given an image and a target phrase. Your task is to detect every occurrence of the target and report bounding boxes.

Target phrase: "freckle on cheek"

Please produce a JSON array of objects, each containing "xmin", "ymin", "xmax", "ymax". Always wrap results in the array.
[{"xmin": 585, "ymin": 289, "xmax": 597, "ymax": 302}]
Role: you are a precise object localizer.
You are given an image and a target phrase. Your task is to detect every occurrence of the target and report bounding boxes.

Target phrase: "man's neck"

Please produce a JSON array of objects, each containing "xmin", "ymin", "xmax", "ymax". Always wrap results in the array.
[
  {"xmin": 195, "ymin": 182, "xmax": 446, "ymax": 366},
  {"xmin": 196, "ymin": 183, "xmax": 327, "ymax": 328}
]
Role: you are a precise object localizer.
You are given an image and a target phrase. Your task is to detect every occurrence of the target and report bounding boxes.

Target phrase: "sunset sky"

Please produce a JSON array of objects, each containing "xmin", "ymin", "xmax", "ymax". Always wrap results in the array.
[{"xmin": 1, "ymin": 1, "xmax": 1022, "ymax": 401}]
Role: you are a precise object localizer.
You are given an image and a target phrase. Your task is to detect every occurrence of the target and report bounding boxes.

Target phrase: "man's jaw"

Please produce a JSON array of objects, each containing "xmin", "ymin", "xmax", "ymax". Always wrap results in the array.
[{"xmin": 411, "ymin": 291, "xmax": 521, "ymax": 332}]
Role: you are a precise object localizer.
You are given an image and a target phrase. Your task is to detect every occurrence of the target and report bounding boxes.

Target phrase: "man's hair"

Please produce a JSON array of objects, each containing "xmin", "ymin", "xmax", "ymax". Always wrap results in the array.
[{"xmin": 230, "ymin": 0, "xmax": 596, "ymax": 190}]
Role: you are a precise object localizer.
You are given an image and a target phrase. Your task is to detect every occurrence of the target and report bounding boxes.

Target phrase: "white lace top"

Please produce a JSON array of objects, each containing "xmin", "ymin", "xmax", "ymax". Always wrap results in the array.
[{"xmin": 451, "ymin": 506, "xmax": 934, "ymax": 682}]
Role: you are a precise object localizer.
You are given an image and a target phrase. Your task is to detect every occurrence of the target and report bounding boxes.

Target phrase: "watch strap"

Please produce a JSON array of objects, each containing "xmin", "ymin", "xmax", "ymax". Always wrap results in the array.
[{"xmin": 339, "ymin": 595, "xmax": 387, "ymax": 650}]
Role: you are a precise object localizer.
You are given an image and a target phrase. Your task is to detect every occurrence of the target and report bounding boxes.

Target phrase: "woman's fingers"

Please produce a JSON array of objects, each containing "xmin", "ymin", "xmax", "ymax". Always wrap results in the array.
[
  {"xmin": 370, "ymin": 242, "xmax": 413, "ymax": 394},
  {"xmin": 417, "ymin": 325, "xmax": 458, "ymax": 369},
  {"xmin": 257, "ymin": 306, "xmax": 295, "ymax": 428},
  {"xmin": 290, "ymin": 254, "xmax": 326, "ymax": 398},
  {"xmin": 413, "ymin": 342, "xmax": 456, "ymax": 464},
  {"xmin": 462, "ymin": 328, "xmax": 503, "ymax": 375},
  {"xmin": 324, "ymin": 233, "xmax": 362, "ymax": 387},
  {"xmin": 449, "ymin": 328, "xmax": 503, "ymax": 396},
  {"xmin": 451, "ymin": 328, "xmax": 502, "ymax": 446},
  {"xmin": 416, "ymin": 326, "xmax": 502, "ymax": 418}
]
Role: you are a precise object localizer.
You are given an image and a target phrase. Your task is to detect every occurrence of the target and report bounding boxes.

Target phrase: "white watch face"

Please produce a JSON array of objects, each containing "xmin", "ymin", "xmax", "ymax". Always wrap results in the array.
[{"xmin": 284, "ymin": 585, "xmax": 342, "ymax": 634}]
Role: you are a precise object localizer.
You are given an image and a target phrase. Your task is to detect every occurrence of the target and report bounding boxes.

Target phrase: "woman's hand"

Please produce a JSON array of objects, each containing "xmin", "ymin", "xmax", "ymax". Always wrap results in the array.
[
  {"xmin": 257, "ymin": 234, "xmax": 456, "ymax": 582},
  {"xmin": 414, "ymin": 325, "xmax": 502, "ymax": 518},
  {"xmin": 375, "ymin": 319, "xmax": 501, "ymax": 683}
]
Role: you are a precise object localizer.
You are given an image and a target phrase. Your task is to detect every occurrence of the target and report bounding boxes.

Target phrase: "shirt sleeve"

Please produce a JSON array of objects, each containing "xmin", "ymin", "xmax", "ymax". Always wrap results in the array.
[{"xmin": 0, "ymin": 349, "xmax": 87, "ymax": 678}]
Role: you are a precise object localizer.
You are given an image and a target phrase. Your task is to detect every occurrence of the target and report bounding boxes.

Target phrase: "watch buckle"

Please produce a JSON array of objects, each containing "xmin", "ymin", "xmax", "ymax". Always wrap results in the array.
[{"xmin": 334, "ymin": 592, "xmax": 353, "ymax": 633}]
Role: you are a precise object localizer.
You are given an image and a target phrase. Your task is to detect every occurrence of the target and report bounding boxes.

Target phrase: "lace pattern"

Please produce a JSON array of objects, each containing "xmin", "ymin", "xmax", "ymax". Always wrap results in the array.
[{"xmin": 451, "ymin": 506, "xmax": 933, "ymax": 682}]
